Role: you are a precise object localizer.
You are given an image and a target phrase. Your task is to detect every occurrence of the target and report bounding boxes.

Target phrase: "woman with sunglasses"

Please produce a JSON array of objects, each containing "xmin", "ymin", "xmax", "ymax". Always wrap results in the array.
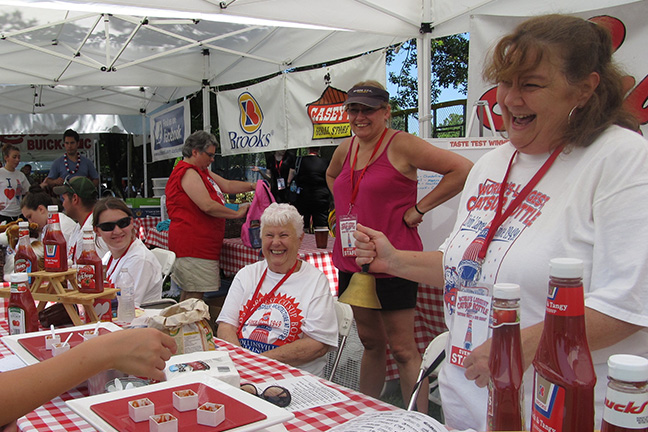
[
  {"xmin": 0, "ymin": 143, "xmax": 30, "ymax": 224},
  {"xmin": 165, "ymin": 131, "xmax": 253, "ymax": 302},
  {"xmin": 325, "ymin": 80, "xmax": 473, "ymax": 412},
  {"xmin": 93, "ymin": 197, "xmax": 162, "ymax": 307}
]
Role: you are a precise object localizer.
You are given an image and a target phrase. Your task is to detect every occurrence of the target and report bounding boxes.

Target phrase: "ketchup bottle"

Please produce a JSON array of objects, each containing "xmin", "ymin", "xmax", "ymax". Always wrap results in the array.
[
  {"xmin": 531, "ymin": 258, "xmax": 596, "ymax": 432},
  {"xmin": 8, "ymin": 272, "xmax": 39, "ymax": 334},
  {"xmin": 14, "ymin": 221, "xmax": 38, "ymax": 284},
  {"xmin": 601, "ymin": 354, "xmax": 648, "ymax": 432},
  {"xmin": 76, "ymin": 228, "xmax": 103, "ymax": 294},
  {"xmin": 43, "ymin": 205, "xmax": 68, "ymax": 272},
  {"xmin": 488, "ymin": 283, "xmax": 524, "ymax": 431}
]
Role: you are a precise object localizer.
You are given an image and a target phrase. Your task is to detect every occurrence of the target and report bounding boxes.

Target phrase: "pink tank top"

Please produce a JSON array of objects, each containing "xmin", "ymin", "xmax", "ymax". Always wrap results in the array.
[{"xmin": 332, "ymin": 131, "xmax": 423, "ymax": 276}]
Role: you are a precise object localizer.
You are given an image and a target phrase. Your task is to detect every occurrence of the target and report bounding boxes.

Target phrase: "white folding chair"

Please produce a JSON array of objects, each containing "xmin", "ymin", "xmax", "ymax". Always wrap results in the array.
[
  {"xmin": 150, "ymin": 248, "xmax": 176, "ymax": 285},
  {"xmin": 328, "ymin": 300, "xmax": 354, "ymax": 382},
  {"xmin": 407, "ymin": 331, "xmax": 448, "ymax": 411}
]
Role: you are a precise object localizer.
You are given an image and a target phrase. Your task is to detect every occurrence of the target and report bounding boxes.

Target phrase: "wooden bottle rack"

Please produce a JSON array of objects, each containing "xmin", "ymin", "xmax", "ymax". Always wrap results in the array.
[{"xmin": 0, "ymin": 269, "xmax": 117, "ymax": 325}]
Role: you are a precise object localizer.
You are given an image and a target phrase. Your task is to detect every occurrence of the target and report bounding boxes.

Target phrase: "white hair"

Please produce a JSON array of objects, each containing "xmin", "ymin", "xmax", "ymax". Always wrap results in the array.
[{"xmin": 260, "ymin": 203, "xmax": 304, "ymax": 236}]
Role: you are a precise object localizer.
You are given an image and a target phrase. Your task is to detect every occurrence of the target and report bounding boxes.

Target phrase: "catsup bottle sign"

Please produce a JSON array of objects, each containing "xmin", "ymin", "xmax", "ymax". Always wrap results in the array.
[
  {"xmin": 603, "ymin": 388, "xmax": 648, "ymax": 428},
  {"xmin": 78, "ymin": 265, "xmax": 96, "ymax": 289}
]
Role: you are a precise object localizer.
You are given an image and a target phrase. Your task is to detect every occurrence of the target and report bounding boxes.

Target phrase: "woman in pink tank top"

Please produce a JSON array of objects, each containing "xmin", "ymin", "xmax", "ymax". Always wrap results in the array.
[{"xmin": 326, "ymin": 81, "xmax": 472, "ymax": 412}]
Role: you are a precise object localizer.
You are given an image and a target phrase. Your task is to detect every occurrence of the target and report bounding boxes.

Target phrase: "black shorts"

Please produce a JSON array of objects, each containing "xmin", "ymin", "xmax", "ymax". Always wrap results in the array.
[{"xmin": 338, "ymin": 270, "xmax": 418, "ymax": 310}]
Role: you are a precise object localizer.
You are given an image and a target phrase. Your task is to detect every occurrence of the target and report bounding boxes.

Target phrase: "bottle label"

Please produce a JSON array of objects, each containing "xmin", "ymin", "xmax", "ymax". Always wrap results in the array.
[
  {"xmin": 78, "ymin": 265, "xmax": 96, "ymax": 290},
  {"xmin": 603, "ymin": 387, "xmax": 648, "ymax": 428},
  {"xmin": 531, "ymin": 372, "xmax": 566, "ymax": 431},
  {"xmin": 14, "ymin": 258, "xmax": 32, "ymax": 275},
  {"xmin": 8, "ymin": 306, "xmax": 26, "ymax": 335},
  {"xmin": 44, "ymin": 244, "xmax": 64, "ymax": 269},
  {"xmin": 546, "ymin": 286, "xmax": 585, "ymax": 317},
  {"xmin": 491, "ymin": 304, "xmax": 520, "ymax": 328}
]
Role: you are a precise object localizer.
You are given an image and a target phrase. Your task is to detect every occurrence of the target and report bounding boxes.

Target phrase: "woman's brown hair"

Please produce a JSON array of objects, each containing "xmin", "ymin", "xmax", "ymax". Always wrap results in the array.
[{"xmin": 483, "ymin": 14, "xmax": 638, "ymax": 147}]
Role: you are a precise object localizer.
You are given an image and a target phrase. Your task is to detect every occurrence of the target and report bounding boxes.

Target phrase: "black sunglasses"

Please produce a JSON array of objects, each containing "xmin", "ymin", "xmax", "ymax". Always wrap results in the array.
[
  {"xmin": 240, "ymin": 383, "xmax": 291, "ymax": 407},
  {"xmin": 96, "ymin": 216, "xmax": 132, "ymax": 232}
]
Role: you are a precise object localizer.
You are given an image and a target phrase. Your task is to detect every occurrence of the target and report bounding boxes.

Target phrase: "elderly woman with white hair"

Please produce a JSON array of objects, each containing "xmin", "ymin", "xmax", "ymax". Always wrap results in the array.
[{"xmin": 217, "ymin": 203, "xmax": 338, "ymax": 376}]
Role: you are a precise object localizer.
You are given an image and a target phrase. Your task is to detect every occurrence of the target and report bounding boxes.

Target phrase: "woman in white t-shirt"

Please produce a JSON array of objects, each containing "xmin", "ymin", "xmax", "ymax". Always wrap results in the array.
[
  {"xmin": 0, "ymin": 144, "xmax": 30, "ymax": 223},
  {"xmin": 93, "ymin": 197, "xmax": 162, "ymax": 307}
]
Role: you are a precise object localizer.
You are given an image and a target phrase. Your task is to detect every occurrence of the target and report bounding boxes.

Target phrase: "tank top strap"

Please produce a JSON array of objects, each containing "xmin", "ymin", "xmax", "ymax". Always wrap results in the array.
[
  {"xmin": 344, "ymin": 136, "xmax": 357, "ymax": 166},
  {"xmin": 383, "ymin": 130, "xmax": 402, "ymax": 150}
]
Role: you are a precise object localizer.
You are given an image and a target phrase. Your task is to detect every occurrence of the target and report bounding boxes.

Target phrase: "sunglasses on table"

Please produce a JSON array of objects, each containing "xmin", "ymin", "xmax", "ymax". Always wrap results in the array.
[
  {"xmin": 240, "ymin": 383, "xmax": 291, "ymax": 407},
  {"xmin": 96, "ymin": 216, "xmax": 132, "ymax": 232}
]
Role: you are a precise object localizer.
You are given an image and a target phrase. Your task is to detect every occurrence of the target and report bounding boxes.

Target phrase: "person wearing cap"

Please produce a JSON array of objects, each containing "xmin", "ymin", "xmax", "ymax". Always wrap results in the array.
[
  {"xmin": 41, "ymin": 129, "xmax": 99, "ymax": 189},
  {"xmin": 53, "ymin": 176, "xmax": 108, "ymax": 263},
  {"xmin": 325, "ymin": 80, "xmax": 473, "ymax": 411}
]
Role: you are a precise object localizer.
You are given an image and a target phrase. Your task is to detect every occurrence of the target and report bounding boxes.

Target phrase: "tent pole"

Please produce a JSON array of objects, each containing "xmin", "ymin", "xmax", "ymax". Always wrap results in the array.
[
  {"xmin": 417, "ymin": 0, "xmax": 432, "ymax": 139},
  {"xmin": 142, "ymin": 115, "xmax": 148, "ymax": 198},
  {"xmin": 203, "ymin": 86, "xmax": 211, "ymax": 132}
]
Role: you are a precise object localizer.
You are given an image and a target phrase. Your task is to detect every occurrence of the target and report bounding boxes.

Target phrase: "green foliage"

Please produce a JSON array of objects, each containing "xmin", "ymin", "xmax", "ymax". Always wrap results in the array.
[{"xmin": 387, "ymin": 34, "xmax": 469, "ymax": 110}]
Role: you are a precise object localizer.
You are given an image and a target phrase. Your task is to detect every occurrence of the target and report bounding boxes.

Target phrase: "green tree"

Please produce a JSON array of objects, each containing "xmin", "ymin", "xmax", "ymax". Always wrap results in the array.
[
  {"xmin": 386, "ymin": 34, "xmax": 469, "ymax": 109},
  {"xmin": 437, "ymin": 112, "xmax": 465, "ymax": 138}
]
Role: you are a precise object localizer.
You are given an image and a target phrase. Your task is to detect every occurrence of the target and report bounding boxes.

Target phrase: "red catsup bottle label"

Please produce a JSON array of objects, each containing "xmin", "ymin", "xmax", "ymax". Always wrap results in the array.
[
  {"xmin": 532, "ymin": 374, "xmax": 566, "ymax": 430},
  {"xmin": 77, "ymin": 265, "xmax": 96, "ymax": 290},
  {"xmin": 545, "ymin": 286, "xmax": 585, "ymax": 316},
  {"xmin": 14, "ymin": 257, "xmax": 32, "ymax": 274}
]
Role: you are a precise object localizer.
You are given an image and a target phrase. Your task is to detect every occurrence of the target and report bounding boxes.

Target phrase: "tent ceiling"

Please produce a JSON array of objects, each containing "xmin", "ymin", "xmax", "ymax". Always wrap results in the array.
[{"xmin": 0, "ymin": 2, "xmax": 406, "ymax": 115}]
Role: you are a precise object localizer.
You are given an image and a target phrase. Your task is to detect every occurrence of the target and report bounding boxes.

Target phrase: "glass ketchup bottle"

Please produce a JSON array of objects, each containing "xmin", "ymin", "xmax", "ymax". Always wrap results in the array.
[
  {"xmin": 601, "ymin": 354, "xmax": 648, "ymax": 432},
  {"xmin": 8, "ymin": 272, "xmax": 39, "ymax": 334},
  {"xmin": 43, "ymin": 205, "xmax": 68, "ymax": 272},
  {"xmin": 488, "ymin": 283, "xmax": 524, "ymax": 431},
  {"xmin": 531, "ymin": 258, "xmax": 596, "ymax": 432},
  {"xmin": 14, "ymin": 221, "xmax": 38, "ymax": 283},
  {"xmin": 76, "ymin": 228, "xmax": 103, "ymax": 294}
]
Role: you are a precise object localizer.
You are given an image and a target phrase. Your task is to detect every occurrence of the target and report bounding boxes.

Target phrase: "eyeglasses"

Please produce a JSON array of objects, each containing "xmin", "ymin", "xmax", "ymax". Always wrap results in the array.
[
  {"xmin": 203, "ymin": 150, "xmax": 216, "ymax": 159},
  {"xmin": 96, "ymin": 216, "xmax": 132, "ymax": 232},
  {"xmin": 346, "ymin": 107, "xmax": 382, "ymax": 117},
  {"xmin": 240, "ymin": 383, "xmax": 291, "ymax": 407}
]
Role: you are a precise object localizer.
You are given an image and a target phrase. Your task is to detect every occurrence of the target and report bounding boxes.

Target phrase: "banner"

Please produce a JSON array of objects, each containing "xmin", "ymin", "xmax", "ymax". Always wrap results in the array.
[
  {"xmin": 217, "ymin": 51, "xmax": 386, "ymax": 156},
  {"xmin": 467, "ymin": 2, "xmax": 648, "ymax": 136},
  {"xmin": 0, "ymin": 134, "xmax": 98, "ymax": 162},
  {"xmin": 150, "ymin": 100, "xmax": 190, "ymax": 162}
]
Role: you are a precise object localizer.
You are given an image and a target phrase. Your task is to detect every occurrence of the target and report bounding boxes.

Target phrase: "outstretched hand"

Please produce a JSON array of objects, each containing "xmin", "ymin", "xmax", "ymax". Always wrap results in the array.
[
  {"xmin": 99, "ymin": 328, "xmax": 177, "ymax": 381},
  {"xmin": 353, "ymin": 223, "xmax": 397, "ymax": 274}
]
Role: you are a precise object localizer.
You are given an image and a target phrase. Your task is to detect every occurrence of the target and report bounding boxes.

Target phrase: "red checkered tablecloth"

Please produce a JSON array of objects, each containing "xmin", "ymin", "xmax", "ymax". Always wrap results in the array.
[
  {"xmin": 130, "ymin": 218, "xmax": 446, "ymax": 382},
  {"xmin": 0, "ymin": 302, "xmax": 400, "ymax": 432}
]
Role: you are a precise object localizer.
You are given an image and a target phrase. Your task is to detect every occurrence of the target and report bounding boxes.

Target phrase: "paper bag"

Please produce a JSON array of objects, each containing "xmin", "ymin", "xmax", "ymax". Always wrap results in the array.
[{"xmin": 148, "ymin": 298, "xmax": 216, "ymax": 354}]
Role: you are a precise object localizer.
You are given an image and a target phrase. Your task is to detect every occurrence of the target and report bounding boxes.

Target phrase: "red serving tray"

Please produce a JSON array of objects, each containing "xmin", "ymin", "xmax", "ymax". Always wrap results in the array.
[
  {"xmin": 18, "ymin": 328, "xmax": 112, "ymax": 361},
  {"xmin": 91, "ymin": 382, "xmax": 267, "ymax": 432}
]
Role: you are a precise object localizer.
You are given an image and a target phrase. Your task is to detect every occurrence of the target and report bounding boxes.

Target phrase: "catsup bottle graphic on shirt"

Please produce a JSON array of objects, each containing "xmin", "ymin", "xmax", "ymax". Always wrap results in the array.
[
  {"xmin": 601, "ymin": 354, "xmax": 648, "ymax": 432},
  {"xmin": 43, "ymin": 205, "xmax": 68, "ymax": 272},
  {"xmin": 531, "ymin": 258, "xmax": 596, "ymax": 432},
  {"xmin": 14, "ymin": 221, "xmax": 38, "ymax": 283},
  {"xmin": 76, "ymin": 228, "xmax": 103, "ymax": 294},
  {"xmin": 487, "ymin": 283, "xmax": 524, "ymax": 431}
]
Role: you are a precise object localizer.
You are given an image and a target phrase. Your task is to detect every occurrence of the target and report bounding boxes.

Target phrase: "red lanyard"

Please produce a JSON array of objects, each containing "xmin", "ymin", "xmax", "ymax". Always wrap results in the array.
[
  {"xmin": 478, "ymin": 146, "xmax": 563, "ymax": 260},
  {"xmin": 106, "ymin": 239, "xmax": 135, "ymax": 284},
  {"xmin": 237, "ymin": 260, "xmax": 299, "ymax": 334},
  {"xmin": 275, "ymin": 159, "xmax": 283, "ymax": 173},
  {"xmin": 349, "ymin": 128, "xmax": 388, "ymax": 211}
]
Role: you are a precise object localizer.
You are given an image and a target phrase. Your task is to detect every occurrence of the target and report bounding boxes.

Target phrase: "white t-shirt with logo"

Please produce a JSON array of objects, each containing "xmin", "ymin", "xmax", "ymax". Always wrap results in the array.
[
  {"xmin": 218, "ymin": 260, "xmax": 338, "ymax": 377},
  {"xmin": 438, "ymin": 126, "xmax": 648, "ymax": 431}
]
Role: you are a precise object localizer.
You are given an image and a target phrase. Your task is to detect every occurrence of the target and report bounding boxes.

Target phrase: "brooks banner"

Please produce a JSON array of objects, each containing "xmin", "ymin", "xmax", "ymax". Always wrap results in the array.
[
  {"xmin": 150, "ymin": 100, "xmax": 190, "ymax": 162},
  {"xmin": 217, "ymin": 51, "xmax": 386, "ymax": 156},
  {"xmin": 467, "ymin": 3, "xmax": 648, "ymax": 136}
]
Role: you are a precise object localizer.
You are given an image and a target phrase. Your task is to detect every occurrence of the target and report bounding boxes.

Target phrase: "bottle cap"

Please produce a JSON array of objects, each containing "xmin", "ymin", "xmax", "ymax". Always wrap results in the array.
[
  {"xmin": 608, "ymin": 354, "xmax": 648, "ymax": 382},
  {"xmin": 10, "ymin": 273, "xmax": 29, "ymax": 283},
  {"xmin": 47, "ymin": 205, "xmax": 58, "ymax": 212},
  {"xmin": 493, "ymin": 283, "xmax": 520, "ymax": 300},
  {"xmin": 18, "ymin": 221, "xmax": 28, "ymax": 228},
  {"xmin": 549, "ymin": 258, "xmax": 583, "ymax": 279}
]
